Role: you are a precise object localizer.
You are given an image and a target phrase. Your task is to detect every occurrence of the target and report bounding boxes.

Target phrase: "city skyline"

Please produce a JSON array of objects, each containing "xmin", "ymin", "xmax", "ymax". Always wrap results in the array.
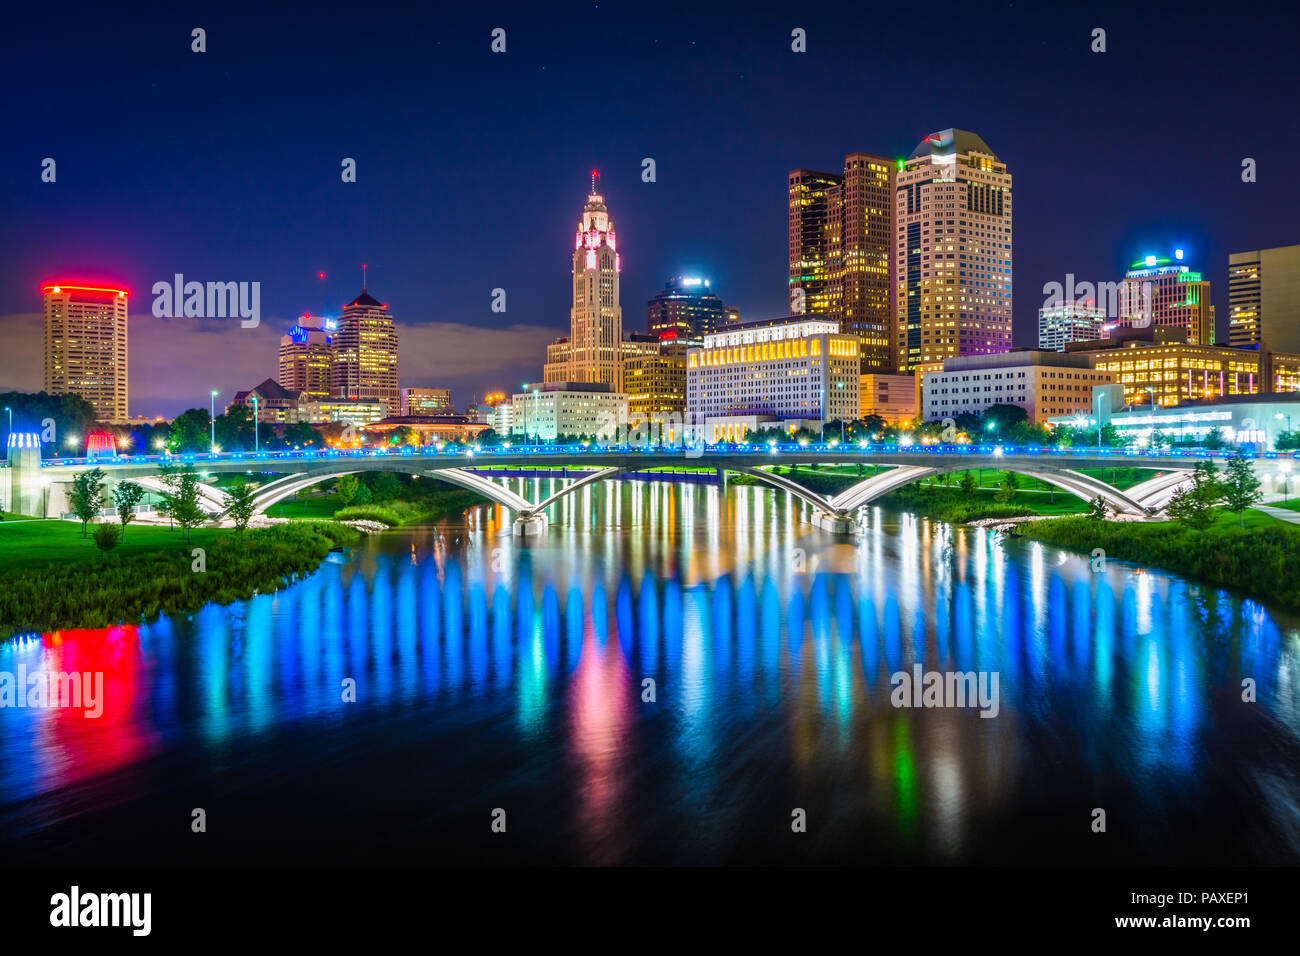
[{"xmin": 2, "ymin": 5, "xmax": 1297, "ymax": 416}]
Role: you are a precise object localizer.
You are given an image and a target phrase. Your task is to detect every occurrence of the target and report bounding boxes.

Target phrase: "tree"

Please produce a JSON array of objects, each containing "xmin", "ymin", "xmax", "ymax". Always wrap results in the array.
[
  {"xmin": 168, "ymin": 408, "xmax": 211, "ymax": 453},
  {"xmin": 0, "ymin": 390, "xmax": 98, "ymax": 454},
  {"xmin": 93, "ymin": 522, "xmax": 121, "ymax": 556},
  {"xmin": 213, "ymin": 403, "xmax": 254, "ymax": 451},
  {"xmin": 959, "ymin": 471, "xmax": 976, "ymax": 496},
  {"xmin": 222, "ymin": 477, "xmax": 258, "ymax": 541},
  {"xmin": 112, "ymin": 481, "xmax": 146, "ymax": 536},
  {"xmin": 1165, "ymin": 461, "xmax": 1222, "ymax": 531},
  {"xmin": 1087, "ymin": 495, "xmax": 1110, "ymax": 520},
  {"xmin": 368, "ymin": 472, "xmax": 402, "ymax": 501},
  {"xmin": 336, "ymin": 474, "xmax": 361, "ymax": 506},
  {"xmin": 281, "ymin": 421, "xmax": 321, "ymax": 448},
  {"xmin": 1277, "ymin": 430, "xmax": 1300, "ymax": 452},
  {"xmin": 994, "ymin": 476, "xmax": 1016, "ymax": 503},
  {"xmin": 68, "ymin": 467, "xmax": 106, "ymax": 538},
  {"xmin": 1220, "ymin": 455, "xmax": 1262, "ymax": 527},
  {"xmin": 168, "ymin": 469, "xmax": 207, "ymax": 544}
]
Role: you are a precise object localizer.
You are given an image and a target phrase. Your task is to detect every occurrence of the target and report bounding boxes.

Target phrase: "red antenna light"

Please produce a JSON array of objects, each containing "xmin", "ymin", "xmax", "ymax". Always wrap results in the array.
[{"xmin": 318, "ymin": 271, "xmax": 326, "ymax": 279}]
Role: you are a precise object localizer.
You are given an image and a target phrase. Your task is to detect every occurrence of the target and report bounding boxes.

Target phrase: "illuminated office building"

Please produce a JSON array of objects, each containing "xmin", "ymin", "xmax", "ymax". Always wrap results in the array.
[
  {"xmin": 278, "ymin": 314, "xmax": 336, "ymax": 401},
  {"xmin": 895, "ymin": 129, "xmax": 1012, "ymax": 372},
  {"xmin": 1112, "ymin": 250, "xmax": 1214, "ymax": 346},
  {"xmin": 686, "ymin": 316, "xmax": 860, "ymax": 440},
  {"xmin": 1038, "ymin": 299, "xmax": 1105, "ymax": 352},
  {"xmin": 43, "ymin": 283, "xmax": 130, "ymax": 421},
  {"xmin": 1228, "ymin": 245, "xmax": 1300, "ymax": 351},
  {"xmin": 1069, "ymin": 327, "xmax": 1259, "ymax": 407},
  {"xmin": 332, "ymin": 285, "xmax": 399, "ymax": 415},
  {"xmin": 647, "ymin": 276, "xmax": 733, "ymax": 341},
  {"xmin": 789, "ymin": 154, "xmax": 895, "ymax": 370}
]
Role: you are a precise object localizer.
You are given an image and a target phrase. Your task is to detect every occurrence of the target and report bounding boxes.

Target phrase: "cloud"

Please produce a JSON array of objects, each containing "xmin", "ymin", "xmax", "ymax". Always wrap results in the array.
[{"xmin": 0, "ymin": 311, "xmax": 559, "ymax": 418}]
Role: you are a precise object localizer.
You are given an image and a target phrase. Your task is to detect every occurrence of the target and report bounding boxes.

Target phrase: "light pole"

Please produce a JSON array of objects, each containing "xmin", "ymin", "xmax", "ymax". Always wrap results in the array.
[
  {"xmin": 1279, "ymin": 462, "xmax": 1292, "ymax": 503},
  {"xmin": 1094, "ymin": 390, "xmax": 1109, "ymax": 451},
  {"xmin": 837, "ymin": 381, "xmax": 845, "ymax": 444},
  {"xmin": 532, "ymin": 388, "xmax": 540, "ymax": 444},
  {"xmin": 1277, "ymin": 412, "xmax": 1292, "ymax": 450},
  {"xmin": 209, "ymin": 390, "xmax": 218, "ymax": 450},
  {"xmin": 3, "ymin": 406, "xmax": 10, "ymax": 439},
  {"xmin": 252, "ymin": 396, "xmax": 260, "ymax": 453}
]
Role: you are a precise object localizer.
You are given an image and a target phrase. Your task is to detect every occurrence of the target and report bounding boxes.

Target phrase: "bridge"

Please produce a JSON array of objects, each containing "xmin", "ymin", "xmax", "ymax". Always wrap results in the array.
[{"xmin": 6, "ymin": 440, "xmax": 1274, "ymax": 535}]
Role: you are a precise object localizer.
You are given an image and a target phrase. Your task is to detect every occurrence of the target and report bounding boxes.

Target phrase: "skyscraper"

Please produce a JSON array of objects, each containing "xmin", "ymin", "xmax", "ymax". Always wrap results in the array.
[
  {"xmin": 1229, "ymin": 245, "xmax": 1300, "ymax": 351},
  {"xmin": 1112, "ymin": 251, "xmax": 1214, "ymax": 347},
  {"xmin": 788, "ymin": 154, "xmax": 895, "ymax": 371},
  {"xmin": 544, "ymin": 172, "xmax": 623, "ymax": 389},
  {"xmin": 894, "ymin": 129, "xmax": 1012, "ymax": 372},
  {"xmin": 332, "ymin": 284, "xmax": 399, "ymax": 415},
  {"xmin": 646, "ymin": 276, "xmax": 732, "ymax": 342},
  {"xmin": 42, "ymin": 283, "xmax": 130, "ymax": 421},
  {"xmin": 279, "ymin": 313, "xmax": 336, "ymax": 401}
]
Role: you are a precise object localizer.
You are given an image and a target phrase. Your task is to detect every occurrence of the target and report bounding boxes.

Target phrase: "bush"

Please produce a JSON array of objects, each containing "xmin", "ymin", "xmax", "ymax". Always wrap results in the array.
[
  {"xmin": 93, "ymin": 522, "xmax": 121, "ymax": 555},
  {"xmin": 1019, "ymin": 516, "xmax": 1300, "ymax": 610}
]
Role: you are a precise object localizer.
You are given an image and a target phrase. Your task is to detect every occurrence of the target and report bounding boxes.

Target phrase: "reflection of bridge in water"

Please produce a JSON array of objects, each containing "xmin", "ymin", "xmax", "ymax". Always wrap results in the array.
[{"xmin": 5, "ymin": 445, "xmax": 1255, "ymax": 534}]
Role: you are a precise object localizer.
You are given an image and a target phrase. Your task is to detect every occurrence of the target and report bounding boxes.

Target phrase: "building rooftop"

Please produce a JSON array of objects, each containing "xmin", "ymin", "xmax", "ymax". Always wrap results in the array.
[{"xmin": 908, "ymin": 128, "xmax": 999, "ymax": 162}]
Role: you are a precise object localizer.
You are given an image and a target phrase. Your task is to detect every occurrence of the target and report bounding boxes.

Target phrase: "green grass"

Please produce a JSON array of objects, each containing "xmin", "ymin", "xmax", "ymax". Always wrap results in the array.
[
  {"xmin": 0, "ymin": 521, "xmax": 360, "ymax": 637},
  {"xmin": 266, "ymin": 495, "xmax": 343, "ymax": 519},
  {"xmin": 1073, "ymin": 467, "xmax": 1164, "ymax": 491},
  {"xmin": 0, "ymin": 519, "xmax": 230, "ymax": 572},
  {"xmin": 1018, "ymin": 510, "xmax": 1300, "ymax": 609}
]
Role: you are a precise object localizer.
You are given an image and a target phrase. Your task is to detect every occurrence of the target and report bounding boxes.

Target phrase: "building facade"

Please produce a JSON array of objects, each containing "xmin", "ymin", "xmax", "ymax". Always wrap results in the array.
[
  {"xmin": 895, "ymin": 129, "xmax": 1012, "ymax": 372},
  {"xmin": 332, "ymin": 286, "xmax": 399, "ymax": 415},
  {"xmin": 788, "ymin": 154, "xmax": 895, "ymax": 371},
  {"xmin": 686, "ymin": 317, "xmax": 860, "ymax": 428},
  {"xmin": 278, "ymin": 314, "xmax": 336, "ymax": 401},
  {"xmin": 1112, "ymin": 251, "xmax": 1215, "ymax": 346},
  {"xmin": 1068, "ymin": 327, "xmax": 1259, "ymax": 407},
  {"xmin": 1038, "ymin": 299, "xmax": 1105, "ymax": 352},
  {"xmin": 921, "ymin": 351, "xmax": 1115, "ymax": 425},
  {"xmin": 401, "ymin": 387, "xmax": 452, "ymax": 416},
  {"xmin": 625, "ymin": 340, "xmax": 688, "ymax": 421},
  {"xmin": 859, "ymin": 373, "xmax": 918, "ymax": 423},
  {"xmin": 511, "ymin": 381, "xmax": 627, "ymax": 441},
  {"xmin": 544, "ymin": 172, "xmax": 623, "ymax": 389},
  {"xmin": 1228, "ymin": 245, "xmax": 1300, "ymax": 351},
  {"xmin": 42, "ymin": 283, "xmax": 130, "ymax": 422}
]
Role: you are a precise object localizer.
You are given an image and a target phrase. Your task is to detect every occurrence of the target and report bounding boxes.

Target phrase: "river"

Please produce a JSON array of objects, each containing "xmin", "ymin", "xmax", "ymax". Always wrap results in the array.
[{"xmin": 2, "ymin": 479, "xmax": 1298, "ymax": 864}]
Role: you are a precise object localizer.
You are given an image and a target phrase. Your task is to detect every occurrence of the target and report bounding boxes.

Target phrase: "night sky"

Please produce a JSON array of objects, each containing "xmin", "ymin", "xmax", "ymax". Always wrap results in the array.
[{"xmin": 2, "ymin": 1, "xmax": 1298, "ymax": 417}]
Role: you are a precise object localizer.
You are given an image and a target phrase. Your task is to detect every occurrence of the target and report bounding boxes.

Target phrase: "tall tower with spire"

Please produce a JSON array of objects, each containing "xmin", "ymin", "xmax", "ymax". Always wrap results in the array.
[
  {"xmin": 332, "ymin": 271, "xmax": 400, "ymax": 415},
  {"xmin": 545, "ymin": 171, "xmax": 623, "ymax": 389}
]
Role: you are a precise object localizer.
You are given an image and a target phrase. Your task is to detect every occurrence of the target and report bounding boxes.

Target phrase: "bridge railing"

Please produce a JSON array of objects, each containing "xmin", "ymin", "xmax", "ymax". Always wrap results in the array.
[{"xmin": 28, "ymin": 442, "xmax": 1300, "ymax": 467}]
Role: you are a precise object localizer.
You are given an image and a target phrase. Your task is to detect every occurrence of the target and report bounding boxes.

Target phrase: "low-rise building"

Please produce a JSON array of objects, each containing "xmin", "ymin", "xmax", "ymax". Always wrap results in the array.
[
  {"xmin": 921, "ymin": 350, "xmax": 1116, "ymax": 424},
  {"xmin": 511, "ymin": 381, "xmax": 627, "ymax": 441},
  {"xmin": 363, "ymin": 414, "xmax": 489, "ymax": 445},
  {"xmin": 401, "ymin": 387, "xmax": 453, "ymax": 416},
  {"xmin": 1068, "ymin": 327, "xmax": 1261, "ymax": 407},
  {"xmin": 231, "ymin": 379, "xmax": 307, "ymax": 424},
  {"xmin": 1048, "ymin": 392, "xmax": 1300, "ymax": 452},
  {"xmin": 859, "ymin": 373, "xmax": 917, "ymax": 423}
]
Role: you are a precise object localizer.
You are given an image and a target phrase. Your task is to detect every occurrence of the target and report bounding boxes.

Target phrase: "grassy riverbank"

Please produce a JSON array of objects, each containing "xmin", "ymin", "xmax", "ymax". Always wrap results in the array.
[
  {"xmin": 271, "ymin": 479, "xmax": 488, "ymax": 526},
  {"xmin": 1017, "ymin": 511, "xmax": 1300, "ymax": 610},
  {"xmin": 0, "ymin": 520, "xmax": 360, "ymax": 637}
]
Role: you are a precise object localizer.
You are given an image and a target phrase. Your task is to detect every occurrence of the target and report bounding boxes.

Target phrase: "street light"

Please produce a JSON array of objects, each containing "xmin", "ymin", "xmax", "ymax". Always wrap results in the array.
[
  {"xmin": 252, "ymin": 395, "xmax": 260, "ymax": 453},
  {"xmin": 837, "ymin": 381, "xmax": 845, "ymax": 443},
  {"xmin": 1280, "ymin": 462, "xmax": 1293, "ymax": 503},
  {"xmin": 3, "ymin": 406, "xmax": 10, "ymax": 438},
  {"xmin": 1277, "ymin": 412, "xmax": 1292, "ymax": 450},
  {"xmin": 1094, "ymin": 389, "xmax": 1110, "ymax": 451},
  {"xmin": 210, "ymin": 390, "xmax": 218, "ymax": 449}
]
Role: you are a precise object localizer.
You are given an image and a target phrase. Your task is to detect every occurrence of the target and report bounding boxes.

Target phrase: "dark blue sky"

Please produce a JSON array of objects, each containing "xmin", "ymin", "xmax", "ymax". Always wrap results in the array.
[{"xmin": 2, "ymin": 1, "xmax": 1298, "ymax": 416}]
